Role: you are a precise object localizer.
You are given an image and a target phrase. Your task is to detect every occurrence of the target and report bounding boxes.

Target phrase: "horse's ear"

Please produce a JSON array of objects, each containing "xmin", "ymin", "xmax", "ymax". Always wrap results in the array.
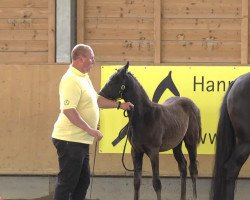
[
  {"xmin": 119, "ymin": 61, "xmax": 129, "ymax": 75},
  {"xmin": 124, "ymin": 61, "xmax": 129, "ymax": 73}
]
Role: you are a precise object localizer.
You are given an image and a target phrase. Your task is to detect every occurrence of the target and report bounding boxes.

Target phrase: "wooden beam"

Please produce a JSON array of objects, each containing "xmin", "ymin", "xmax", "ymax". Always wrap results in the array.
[
  {"xmin": 154, "ymin": 0, "xmax": 161, "ymax": 64},
  {"xmin": 241, "ymin": 0, "xmax": 249, "ymax": 64},
  {"xmin": 48, "ymin": 0, "xmax": 55, "ymax": 63},
  {"xmin": 77, "ymin": 0, "xmax": 85, "ymax": 43}
]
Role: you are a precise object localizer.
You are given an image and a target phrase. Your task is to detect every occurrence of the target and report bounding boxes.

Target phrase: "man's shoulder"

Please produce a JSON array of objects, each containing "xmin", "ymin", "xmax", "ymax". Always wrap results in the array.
[
  {"xmin": 60, "ymin": 72, "xmax": 80, "ymax": 89},
  {"xmin": 61, "ymin": 70, "xmax": 77, "ymax": 81}
]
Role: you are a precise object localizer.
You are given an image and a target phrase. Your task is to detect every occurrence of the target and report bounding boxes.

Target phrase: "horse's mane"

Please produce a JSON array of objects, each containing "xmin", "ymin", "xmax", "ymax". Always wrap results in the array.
[{"xmin": 126, "ymin": 72, "xmax": 150, "ymax": 102}]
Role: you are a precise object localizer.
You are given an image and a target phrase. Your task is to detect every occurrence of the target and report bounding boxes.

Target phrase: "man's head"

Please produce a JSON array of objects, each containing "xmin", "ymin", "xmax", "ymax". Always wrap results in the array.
[{"xmin": 71, "ymin": 44, "xmax": 95, "ymax": 73}]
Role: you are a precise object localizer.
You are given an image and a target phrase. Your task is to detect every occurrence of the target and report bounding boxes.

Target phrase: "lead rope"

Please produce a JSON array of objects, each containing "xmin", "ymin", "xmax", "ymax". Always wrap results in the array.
[
  {"xmin": 121, "ymin": 109, "xmax": 136, "ymax": 172},
  {"xmin": 89, "ymin": 141, "xmax": 98, "ymax": 199}
]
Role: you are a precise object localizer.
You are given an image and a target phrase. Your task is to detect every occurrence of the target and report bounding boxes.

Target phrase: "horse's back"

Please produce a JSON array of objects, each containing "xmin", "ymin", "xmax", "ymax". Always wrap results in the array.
[
  {"xmin": 163, "ymin": 96, "xmax": 199, "ymax": 113},
  {"xmin": 163, "ymin": 96, "xmax": 180, "ymax": 105}
]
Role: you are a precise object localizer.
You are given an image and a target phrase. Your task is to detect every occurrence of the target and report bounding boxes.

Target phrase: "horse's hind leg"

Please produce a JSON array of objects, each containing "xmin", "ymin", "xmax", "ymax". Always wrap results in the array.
[
  {"xmin": 131, "ymin": 148, "xmax": 144, "ymax": 200},
  {"xmin": 224, "ymin": 142, "xmax": 250, "ymax": 200},
  {"xmin": 173, "ymin": 142, "xmax": 187, "ymax": 200},
  {"xmin": 185, "ymin": 143, "xmax": 198, "ymax": 199}
]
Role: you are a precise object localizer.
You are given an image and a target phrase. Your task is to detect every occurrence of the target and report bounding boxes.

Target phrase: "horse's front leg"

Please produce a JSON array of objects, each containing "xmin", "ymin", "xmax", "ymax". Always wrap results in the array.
[
  {"xmin": 148, "ymin": 151, "xmax": 161, "ymax": 200},
  {"xmin": 131, "ymin": 148, "xmax": 144, "ymax": 200}
]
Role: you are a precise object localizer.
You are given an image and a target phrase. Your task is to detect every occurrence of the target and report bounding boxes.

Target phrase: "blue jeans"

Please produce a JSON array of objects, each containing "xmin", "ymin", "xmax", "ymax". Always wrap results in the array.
[{"xmin": 52, "ymin": 138, "xmax": 90, "ymax": 200}]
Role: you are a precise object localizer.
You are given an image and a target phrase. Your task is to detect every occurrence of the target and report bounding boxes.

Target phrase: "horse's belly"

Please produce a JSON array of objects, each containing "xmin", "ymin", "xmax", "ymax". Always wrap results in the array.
[{"xmin": 160, "ymin": 132, "xmax": 186, "ymax": 151}]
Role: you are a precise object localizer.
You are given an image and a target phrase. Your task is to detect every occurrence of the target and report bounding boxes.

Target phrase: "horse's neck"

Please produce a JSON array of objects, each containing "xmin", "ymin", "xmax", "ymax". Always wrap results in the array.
[{"xmin": 124, "ymin": 81, "xmax": 152, "ymax": 120}]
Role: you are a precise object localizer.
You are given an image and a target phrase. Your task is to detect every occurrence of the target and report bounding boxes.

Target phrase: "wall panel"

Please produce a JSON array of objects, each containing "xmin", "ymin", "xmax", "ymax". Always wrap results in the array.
[
  {"xmin": 0, "ymin": 0, "xmax": 55, "ymax": 64},
  {"xmin": 81, "ymin": 0, "xmax": 155, "ymax": 63},
  {"xmin": 162, "ymin": 0, "xmax": 241, "ymax": 18},
  {"xmin": 78, "ymin": 0, "xmax": 248, "ymax": 64},
  {"xmin": 0, "ymin": 64, "xmax": 66, "ymax": 174},
  {"xmin": 161, "ymin": 0, "xmax": 243, "ymax": 63},
  {"xmin": 162, "ymin": 41, "xmax": 240, "ymax": 62}
]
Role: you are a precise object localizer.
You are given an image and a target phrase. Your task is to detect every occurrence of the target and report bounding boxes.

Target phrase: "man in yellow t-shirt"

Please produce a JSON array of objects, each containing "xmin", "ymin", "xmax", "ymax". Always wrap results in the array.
[{"xmin": 52, "ymin": 44, "xmax": 133, "ymax": 200}]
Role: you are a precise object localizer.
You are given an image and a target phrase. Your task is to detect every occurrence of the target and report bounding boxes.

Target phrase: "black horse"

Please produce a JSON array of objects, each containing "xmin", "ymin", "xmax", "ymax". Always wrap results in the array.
[
  {"xmin": 211, "ymin": 72, "xmax": 250, "ymax": 200},
  {"xmin": 99, "ymin": 62, "xmax": 202, "ymax": 200}
]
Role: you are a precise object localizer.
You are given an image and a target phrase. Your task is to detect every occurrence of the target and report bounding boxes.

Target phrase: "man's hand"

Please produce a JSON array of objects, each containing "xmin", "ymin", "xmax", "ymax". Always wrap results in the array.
[
  {"xmin": 120, "ymin": 102, "xmax": 134, "ymax": 110},
  {"xmin": 88, "ymin": 128, "xmax": 103, "ymax": 141}
]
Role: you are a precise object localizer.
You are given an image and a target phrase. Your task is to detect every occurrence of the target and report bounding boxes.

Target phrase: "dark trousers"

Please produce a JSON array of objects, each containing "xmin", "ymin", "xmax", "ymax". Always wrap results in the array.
[{"xmin": 52, "ymin": 138, "xmax": 90, "ymax": 200}]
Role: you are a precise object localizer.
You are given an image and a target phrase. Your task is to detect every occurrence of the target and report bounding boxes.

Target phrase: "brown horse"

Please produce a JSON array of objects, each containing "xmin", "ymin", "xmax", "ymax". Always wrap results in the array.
[
  {"xmin": 99, "ymin": 62, "xmax": 202, "ymax": 200},
  {"xmin": 211, "ymin": 72, "xmax": 250, "ymax": 200}
]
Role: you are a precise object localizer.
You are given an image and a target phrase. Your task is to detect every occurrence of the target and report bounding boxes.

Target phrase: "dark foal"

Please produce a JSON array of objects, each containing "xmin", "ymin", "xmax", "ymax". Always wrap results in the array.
[
  {"xmin": 100, "ymin": 62, "xmax": 202, "ymax": 200},
  {"xmin": 211, "ymin": 72, "xmax": 250, "ymax": 200}
]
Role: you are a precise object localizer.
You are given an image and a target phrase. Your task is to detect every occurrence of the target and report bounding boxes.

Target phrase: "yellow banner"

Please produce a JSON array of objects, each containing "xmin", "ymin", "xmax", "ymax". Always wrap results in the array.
[{"xmin": 99, "ymin": 66, "xmax": 250, "ymax": 154}]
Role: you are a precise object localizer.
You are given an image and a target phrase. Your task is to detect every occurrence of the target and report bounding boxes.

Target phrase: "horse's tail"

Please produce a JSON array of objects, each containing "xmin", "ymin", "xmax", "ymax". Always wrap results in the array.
[
  {"xmin": 210, "ymin": 82, "xmax": 236, "ymax": 200},
  {"xmin": 191, "ymin": 104, "xmax": 202, "ymax": 146},
  {"xmin": 196, "ymin": 107, "xmax": 202, "ymax": 145},
  {"xmin": 185, "ymin": 99, "xmax": 202, "ymax": 146}
]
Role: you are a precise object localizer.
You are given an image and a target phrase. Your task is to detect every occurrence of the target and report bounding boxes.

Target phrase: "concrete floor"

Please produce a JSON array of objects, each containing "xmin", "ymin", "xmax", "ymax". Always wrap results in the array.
[{"xmin": 0, "ymin": 176, "xmax": 250, "ymax": 200}]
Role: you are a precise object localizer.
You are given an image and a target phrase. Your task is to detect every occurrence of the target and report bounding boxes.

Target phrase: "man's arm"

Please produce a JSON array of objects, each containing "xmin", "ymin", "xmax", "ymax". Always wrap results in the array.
[
  {"xmin": 63, "ymin": 108, "xmax": 102, "ymax": 140},
  {"xmin": 97, "ymin": 95, "xmax": 134, "ymax": 110}
]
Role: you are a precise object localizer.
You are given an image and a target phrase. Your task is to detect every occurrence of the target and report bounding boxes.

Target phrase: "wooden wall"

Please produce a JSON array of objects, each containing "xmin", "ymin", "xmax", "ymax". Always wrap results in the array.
[
  {"xmin": 0, "ymin": 64, "xmax": 66, "ymax": 174},
  {"xmin": 0, "ymin": 0, "xmax": 55, "ymax": 64},
  {"xmin": 0, "ymin": 0, "xmax": 247, "ymax": 64},
  {"xmin": 77, "ymin": 0, "xmax": 249, "ymax": 64},
  {"xmin": 1, "ymin": 64, "xmax": 250, "ymax": 178},
  {"xmin": 0, "ymin": 0, "xmax": 248, "ymax": 64}
]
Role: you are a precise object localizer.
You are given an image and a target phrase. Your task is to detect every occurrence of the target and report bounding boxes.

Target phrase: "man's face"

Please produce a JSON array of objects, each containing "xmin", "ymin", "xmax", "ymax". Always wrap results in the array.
[{"xmin": 82, "ymin": 49, "xmax": 95, "ymax": 72}]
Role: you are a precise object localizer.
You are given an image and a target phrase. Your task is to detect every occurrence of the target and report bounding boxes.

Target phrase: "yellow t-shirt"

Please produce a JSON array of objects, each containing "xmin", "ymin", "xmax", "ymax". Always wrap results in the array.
[{"xmin": 52, "ymin": 66, "xmax": 99, "ymax": 144}]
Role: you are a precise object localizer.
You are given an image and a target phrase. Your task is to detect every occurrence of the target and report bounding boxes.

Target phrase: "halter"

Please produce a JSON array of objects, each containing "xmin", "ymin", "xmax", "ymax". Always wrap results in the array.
[{"xmin": 119, "ymin": 81, "xmax": 126, "ymax": 99}]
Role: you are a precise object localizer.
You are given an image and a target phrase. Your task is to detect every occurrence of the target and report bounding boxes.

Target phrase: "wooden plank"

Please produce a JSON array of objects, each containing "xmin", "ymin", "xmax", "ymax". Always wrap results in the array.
[
  {"xmin": 0, "ymin": 52, "xmax": 48, "ymax": 63},
  {"xmin": 162, "ymin": 1, "xmax": 242, "ymax": 18},
  {"xmin": 241, "ymin": 0, "xmax": 249, "ymax": 64},
  {"xmin": 86, "ymin": 40, "xmax": 154, "ymax": 62},
  {"xmin": 0, "ymin": 8, "xmax": 48, "ymax": 18},
  {"xmin": 77, "ymin": 0, "xmax": 85, "ymax": 43},
  {"xmin": 162, "ymin": 29, "xmax": 240, "ymax": 41},
  {"xmin": 154, "ymin": 0, "xmax": 161, "ymax": 63},
  {"xmin": 0, "ymin": 19, "xmax": 48, "ymax": 30},
  {"xmin": 85, "ymin": 28, "xmax": 153, "ymax": 40},
  {"xmin": 48, "ymin": 0, "xmax": 55, "ymax": 63},
  {"xmin": 85, "ymin": 0, "xmax": 154, "ymax": 7},
  {"xmin": 0, "ymin": 30, "xmax": 48, "ymax": 40},
  {"xmin": 0, "ymin": 41, "xmax": 47, "ymax": 51},
  {"xmin": 85, "ymin": 2, "xmax": 154, "ymax": 18},
  {"xmin": 0, "ymin": 0, "xmax": 48, "ymax": 8},
  {"xmin": 85, "ymin": 18, "xmax": 153, "ymax": 30},
  {"xmin": 162, "ymin": 41, "xmax": 240, "ymax": 62},
  {"xmin": 85, "ymin": 18, "xmax": 153, "ymax": 40},
  {"xmin": 162, "ymin": 18, "xmax": 241, "ymax": 30},
  {"xmin": 86, "ymin": 0, "xmax": 154, "ymax": 4},
  {"xmin": 166, "ymin": 0, "xmax": 239, "ymax": 2}
]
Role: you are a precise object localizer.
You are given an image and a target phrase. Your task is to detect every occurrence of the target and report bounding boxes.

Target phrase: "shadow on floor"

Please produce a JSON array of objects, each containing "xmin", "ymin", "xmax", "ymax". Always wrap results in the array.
[
  {"xmin": 6, "ymin": 194, "xmax": 52, "ymax": 200},
  {"xmin": 7, "ymin": 194, "xmax": 99, "ymax": 200}
]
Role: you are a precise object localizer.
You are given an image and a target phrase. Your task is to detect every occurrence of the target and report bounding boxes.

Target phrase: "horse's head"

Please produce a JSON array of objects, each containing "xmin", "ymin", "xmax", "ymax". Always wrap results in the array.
[{"xmin": 99, "ymin": 61, "xmax": 129, "ymax": 100}]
